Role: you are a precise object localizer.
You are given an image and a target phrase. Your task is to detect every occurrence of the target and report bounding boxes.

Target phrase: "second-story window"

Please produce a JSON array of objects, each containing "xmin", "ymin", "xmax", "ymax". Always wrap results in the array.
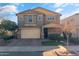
[
  {"xmin": 37, "ymin": 15, "xmax": 43, "ymax": 21},
  {"xmin": 48, "ymin": 16, "xmax": 54, "ymax": 20},
  {"xmin": 28, "ymin": 15, "xmax": 32, "ymax": 22}
]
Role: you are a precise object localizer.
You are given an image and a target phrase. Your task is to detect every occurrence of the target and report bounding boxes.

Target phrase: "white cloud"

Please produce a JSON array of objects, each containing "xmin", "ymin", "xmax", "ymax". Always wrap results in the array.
[
  {"xmin": 62, "ymin": 4, "xmax": 69, "ymax": 7},
  {"xmin": 0, "ymin": 5, "xmax": 19, "ymax": 20},
  {"xmin": 9, "ymin": 3, "xmax": 21, "ymax": 6},
  {"xmin": 53, "ymin": 3, "xmax": 79, "ymax": 8},
  {"xmin": 54, "ymin": 3, "xmax": 64, "ymax": 8},
  {"xmin": 0, "ymin": 5, "xmax": 18, "ymax": 13},
  {"xmin": 72, "ymin": 9, "xmax": 79, "ymax": 14},
  {"xmin": 55, "ymin": 8, "xmax": 63, "ymax": 12},
  {"xmin": 41, "ymin": 3, "xmax": 65, "ymax": 8},
  {"xmin": 61, "ymin": 13, "xmax": 74, "ymax": 20},
  {"xmin": 74, "ymin": 3, "xmax": 79, "ymax": 7},
  {"xmin": 61, "ymin": 8, "xmax": 79, "ymax": 19},
  {"xmin": 42, "ymin": 3, "xmax": 79, "ymax": 9}
]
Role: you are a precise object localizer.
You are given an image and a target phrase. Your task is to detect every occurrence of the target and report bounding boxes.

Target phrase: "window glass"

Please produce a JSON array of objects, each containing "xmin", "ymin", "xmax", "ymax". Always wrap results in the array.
[
  {"xmin": 28, "ymin": 15, "xmax": 32, "ymax": 22},
  {"xmin": 48, "ymin": 16, "xmax": 54, "ymax": 20},
  {"xmin": 37, "ymin": 15, "xmax": 43, "ymax": 21}
]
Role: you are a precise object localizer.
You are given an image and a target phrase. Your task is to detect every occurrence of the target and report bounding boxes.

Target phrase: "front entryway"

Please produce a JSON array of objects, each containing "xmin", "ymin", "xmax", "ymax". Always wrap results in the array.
[{"xmin": 44, "ymin": 28, "xmax": 48, "ymax": 39}]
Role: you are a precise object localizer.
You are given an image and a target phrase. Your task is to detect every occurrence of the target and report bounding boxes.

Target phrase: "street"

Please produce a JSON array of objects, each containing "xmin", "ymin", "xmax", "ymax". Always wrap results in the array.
[{"xmin": 0, "ymin": 46, "xmax": 78, "ymax": 56}]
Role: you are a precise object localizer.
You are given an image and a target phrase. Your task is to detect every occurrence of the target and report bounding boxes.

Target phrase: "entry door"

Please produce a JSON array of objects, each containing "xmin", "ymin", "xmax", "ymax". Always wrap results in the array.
[{"xmin": 44, "ymin": 28, "xmax": 48, "ymax": 39}]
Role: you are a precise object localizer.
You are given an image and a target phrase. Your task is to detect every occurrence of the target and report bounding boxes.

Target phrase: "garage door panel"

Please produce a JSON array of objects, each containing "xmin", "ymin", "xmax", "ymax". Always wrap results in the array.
[{"xmin": 21, "ymin": 28, "xmax": 40, "ymax": 39}]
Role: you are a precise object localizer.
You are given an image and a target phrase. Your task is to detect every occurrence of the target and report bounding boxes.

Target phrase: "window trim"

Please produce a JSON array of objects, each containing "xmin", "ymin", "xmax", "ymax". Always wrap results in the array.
[
  {"xmin": 28, "ymin": 15, "xmax": 32, "ymax": 22},
  {"xmin": 37, "ymin": 15, "xmax": 43, "ymax": 21},
  {"xmin": 48, "ymin": 16, "xmax": 54, "ymax": 20},
  {"xmin": 25, "ymin": 15, "xmax": 33, "ymax": 23}
]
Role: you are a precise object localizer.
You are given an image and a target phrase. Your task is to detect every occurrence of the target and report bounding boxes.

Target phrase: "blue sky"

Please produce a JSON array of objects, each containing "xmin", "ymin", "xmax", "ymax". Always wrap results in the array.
[{"xmin": 0, "ymin": 3, "xmax": 79, "ymax": 23}]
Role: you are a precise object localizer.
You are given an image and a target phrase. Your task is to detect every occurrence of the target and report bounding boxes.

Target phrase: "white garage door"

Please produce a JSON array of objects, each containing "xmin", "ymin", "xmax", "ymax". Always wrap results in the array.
[{"xmin": 21, "ymin": 28, "xmax": 40, "ymax": 39}]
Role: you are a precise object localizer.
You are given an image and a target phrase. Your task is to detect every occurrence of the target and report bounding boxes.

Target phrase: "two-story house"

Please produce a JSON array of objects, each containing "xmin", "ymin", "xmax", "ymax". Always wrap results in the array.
[{"xmin": 16, "ymin": 7, "xmax": 62, "ymax": 45}]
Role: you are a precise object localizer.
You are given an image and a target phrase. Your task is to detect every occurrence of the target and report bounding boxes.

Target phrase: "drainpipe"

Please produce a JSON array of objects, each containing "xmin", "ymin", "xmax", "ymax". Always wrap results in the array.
[
  {"xmin": 65, "ymin": 31, "xmax": 69, "ymax": 49},
  {"xmin": 76, "ymin": 28, "xmax": 78, "ymax": 40}
]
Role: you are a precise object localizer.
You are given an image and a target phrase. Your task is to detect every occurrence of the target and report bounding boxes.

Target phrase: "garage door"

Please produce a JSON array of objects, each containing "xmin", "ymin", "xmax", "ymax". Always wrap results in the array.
[{"xmin": 21, "ymin": 28, "xmax": 40, "ymax": 39}]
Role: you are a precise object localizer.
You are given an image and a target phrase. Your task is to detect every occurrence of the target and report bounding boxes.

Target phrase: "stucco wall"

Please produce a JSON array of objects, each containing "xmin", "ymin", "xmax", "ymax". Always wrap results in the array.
[{"xmin": 62, "ymin": 13, "xmax": 79, "ymax": 38}]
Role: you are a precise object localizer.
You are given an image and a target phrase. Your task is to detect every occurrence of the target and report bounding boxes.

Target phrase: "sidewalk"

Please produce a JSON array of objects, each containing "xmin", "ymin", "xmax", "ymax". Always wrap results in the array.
[{"xmin": 0, "ymin": 46, "xmax": 78, "ymax": 52}]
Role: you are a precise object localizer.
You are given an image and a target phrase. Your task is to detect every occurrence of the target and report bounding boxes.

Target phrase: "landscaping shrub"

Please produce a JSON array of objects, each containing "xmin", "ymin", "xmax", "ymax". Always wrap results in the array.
[
  {"xmin": 42, "ymin": 41, "xmax": 65, "ymax": 46},
  {"xmin": 48, "ymin": 34, "xmax": 64, "ymax": 42},
  {"xmin": 2, "ymin": 35, "xmax": 13, "ymax": 43},
  {"xmin": 0, "ymin": 20, "xmax": 18, "ymax": 43}
]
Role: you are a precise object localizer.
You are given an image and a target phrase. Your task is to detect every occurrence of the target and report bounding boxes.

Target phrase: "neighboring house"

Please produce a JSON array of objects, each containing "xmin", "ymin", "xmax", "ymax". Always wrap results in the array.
[
  {"xmin": 61, "ymin": 13, "xmax": 79, "ymax": 39},
  {"xmin": 16, "ymin": 7, "xmax": 62, "ymax": 45}
]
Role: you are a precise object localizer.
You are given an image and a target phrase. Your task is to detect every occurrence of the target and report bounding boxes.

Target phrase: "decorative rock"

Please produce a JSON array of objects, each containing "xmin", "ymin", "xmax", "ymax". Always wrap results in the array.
[{"xmin": 43, "ymin": 45, "xmax": 69, "ymax": 56}]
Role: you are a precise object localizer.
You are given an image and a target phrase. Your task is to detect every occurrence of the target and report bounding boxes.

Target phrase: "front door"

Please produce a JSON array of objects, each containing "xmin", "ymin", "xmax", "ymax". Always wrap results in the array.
[{"xmin": 44, "ymin": 28, "xmax": 48, "ymax": 39}]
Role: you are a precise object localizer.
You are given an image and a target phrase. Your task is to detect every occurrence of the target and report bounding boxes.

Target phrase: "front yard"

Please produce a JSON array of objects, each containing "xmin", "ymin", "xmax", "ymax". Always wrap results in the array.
[
  {"xmin": 42, "ymin": 41, "xmax": 65, "ymax": 46},
  {"xmin": 42, "ymin": 34, "xmax": 65, "ymax": 46}
]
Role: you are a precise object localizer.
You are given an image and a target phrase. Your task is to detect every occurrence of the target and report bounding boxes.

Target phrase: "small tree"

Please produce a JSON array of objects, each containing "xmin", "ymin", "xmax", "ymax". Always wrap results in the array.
[
  {"xmin": 0, "ymin": 20, "xmax": 18, "ymax": 31},
  {"xmin": 0, "ymin": 20, "xmax": 18, "ymax": 42},
  {"xmin": 63, "ymin": 31, "xmax": 72, "ymax": 40}
]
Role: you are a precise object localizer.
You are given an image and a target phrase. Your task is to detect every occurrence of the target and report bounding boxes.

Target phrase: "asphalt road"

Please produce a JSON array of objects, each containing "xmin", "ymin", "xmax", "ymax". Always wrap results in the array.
[
  {"xmin": 0, "ymin": 51, "xmax": 43, "ymax": 56},
  {"xmin": 0, "ymin": 46, "xmax": 78, "ymax": 56},
  {"xmin": 0, "ymin": 51, "xmax": 78, "ymax": 56}
]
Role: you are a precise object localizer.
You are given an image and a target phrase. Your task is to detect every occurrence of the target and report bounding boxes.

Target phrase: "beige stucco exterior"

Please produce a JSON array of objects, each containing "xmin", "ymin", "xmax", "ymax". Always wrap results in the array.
[
  {"xmin": 61, "ymin": 13, "xmax": 79, "ymax": 38},
  {"xmin": 16, "ymin": 7, "xmax": 62, "ymax": 39}
]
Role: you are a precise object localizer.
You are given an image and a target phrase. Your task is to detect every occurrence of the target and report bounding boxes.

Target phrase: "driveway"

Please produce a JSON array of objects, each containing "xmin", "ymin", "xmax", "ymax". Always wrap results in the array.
[{"xmin": 7, "ymin": 39, "xmax": 41, "ymax": 46}]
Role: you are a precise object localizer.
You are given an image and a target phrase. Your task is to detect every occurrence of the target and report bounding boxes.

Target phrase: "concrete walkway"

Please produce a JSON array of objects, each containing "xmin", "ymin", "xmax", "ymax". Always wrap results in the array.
[
  {"xmin": 0, "ymin": 46, "xmax": 55, "ymax": 52},
  {"xmin": 0, "ymin": 46, "xmax": 78, "ymax": 52}
]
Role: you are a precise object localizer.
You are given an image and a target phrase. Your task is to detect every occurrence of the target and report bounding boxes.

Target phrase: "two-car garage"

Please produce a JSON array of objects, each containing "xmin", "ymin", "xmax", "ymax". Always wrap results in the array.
[{"xmin": 21, "ymin": 27, "xmax": 41, "ymax": 39}]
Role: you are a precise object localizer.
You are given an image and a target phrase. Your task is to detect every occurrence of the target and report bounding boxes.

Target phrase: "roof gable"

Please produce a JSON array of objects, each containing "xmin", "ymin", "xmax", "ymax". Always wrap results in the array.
[
  {"xmin": 33, "ymin": 7, "xmax": 61, "ymax": 16},
  {"xmin": 16, "ymin": 9, "xmax": 44, "ymax": 15},
  {"xmin": 16, "ymin": 7, "xmax": 61, "ymax": 16}
]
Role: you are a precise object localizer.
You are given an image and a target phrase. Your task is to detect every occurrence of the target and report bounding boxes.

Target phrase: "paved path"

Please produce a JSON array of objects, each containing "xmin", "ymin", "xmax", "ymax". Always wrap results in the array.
[
  {"xmin": 0, "ymin": 46, "xmax": 78, "ymax": 52},
  {"xmin": 0, "ymin": 46, "xmax": 55, "ymax": 52}
]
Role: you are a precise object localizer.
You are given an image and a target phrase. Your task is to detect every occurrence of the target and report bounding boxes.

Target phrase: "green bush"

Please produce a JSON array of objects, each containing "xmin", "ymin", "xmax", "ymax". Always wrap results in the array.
[
  {"xmin": 48, "ymin": 34, "xmax": 64, "ymax": 41},
  {"xmin": 0, "ymin": 31, "xmax": 13, "ymax": 43},
  {"xmin": 2, "ymin": 35, "xmax": 13, "ymax": 43},
  {"xmin": 42, "ymin": 41, "xmax": 65, "ymax": 46}
]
